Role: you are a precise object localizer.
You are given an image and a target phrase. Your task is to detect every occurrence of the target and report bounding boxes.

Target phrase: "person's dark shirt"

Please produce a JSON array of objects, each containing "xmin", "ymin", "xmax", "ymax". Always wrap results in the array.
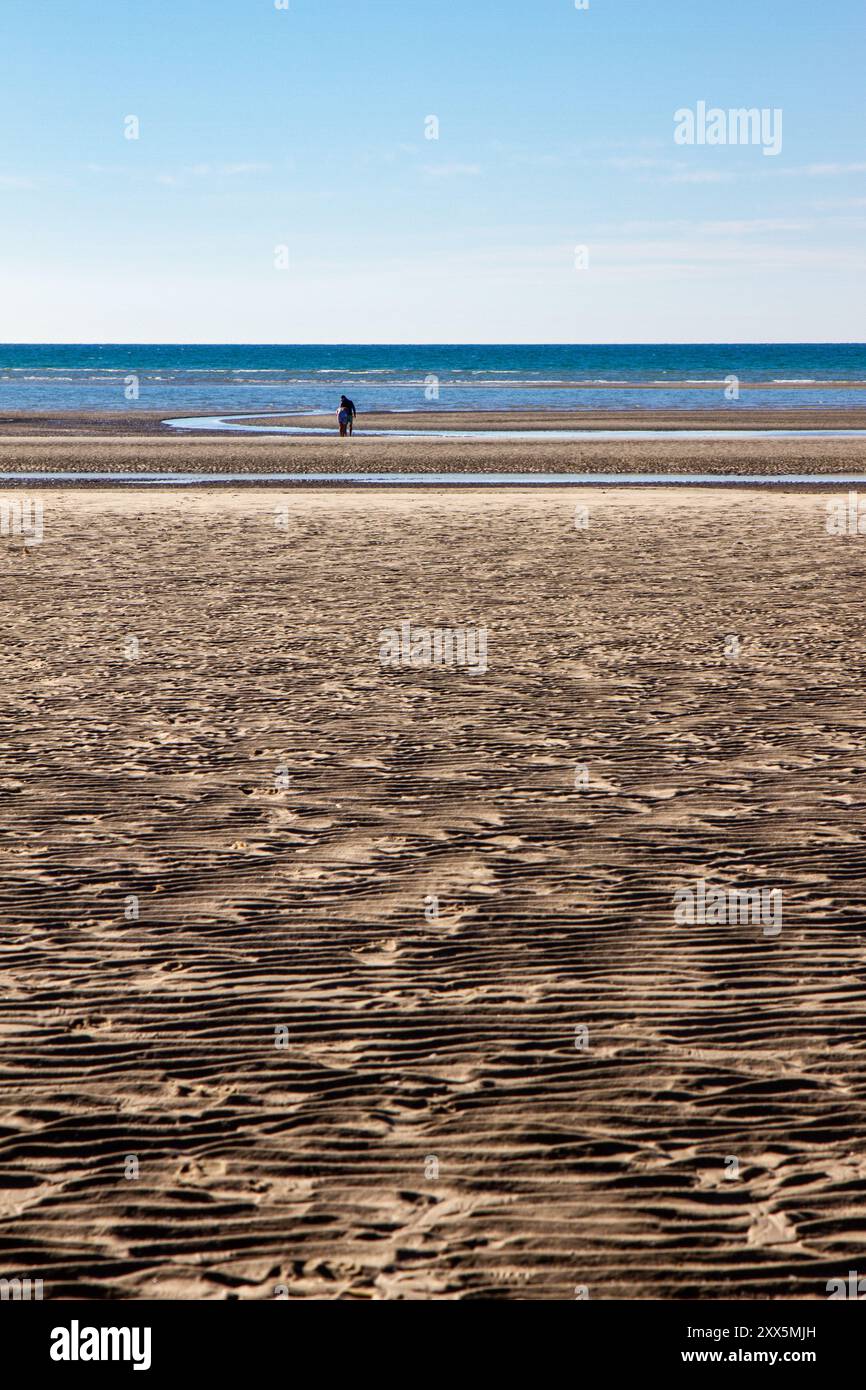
[{"xmin": 341, "ymin": 397, "xmax": 357, "ymax": 419}]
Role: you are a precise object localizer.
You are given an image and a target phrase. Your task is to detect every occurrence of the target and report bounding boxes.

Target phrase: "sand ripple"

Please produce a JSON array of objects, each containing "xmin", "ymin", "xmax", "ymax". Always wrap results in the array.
[{"xmin": 2, "ymin": 487, "xmax": 866, "ymax": 1299}]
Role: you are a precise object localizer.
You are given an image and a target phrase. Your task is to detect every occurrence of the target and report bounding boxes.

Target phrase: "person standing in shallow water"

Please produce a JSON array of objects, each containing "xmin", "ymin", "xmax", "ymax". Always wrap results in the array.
[{"xmin": 337, "ymin": 395, "xmax": 357, "ymax": 437}]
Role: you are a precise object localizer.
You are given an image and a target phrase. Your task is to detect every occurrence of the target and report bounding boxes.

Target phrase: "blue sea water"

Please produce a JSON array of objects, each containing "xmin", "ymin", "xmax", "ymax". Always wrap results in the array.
[{"xmin": 1, "ymin": 344, "xmax": 864, "ymax": 415}]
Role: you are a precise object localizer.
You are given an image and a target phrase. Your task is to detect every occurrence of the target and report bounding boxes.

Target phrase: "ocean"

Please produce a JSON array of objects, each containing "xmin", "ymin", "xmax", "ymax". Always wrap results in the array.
[{"xmin": 1, "ymin": 343, "xmax": 865, "ymax": 416}]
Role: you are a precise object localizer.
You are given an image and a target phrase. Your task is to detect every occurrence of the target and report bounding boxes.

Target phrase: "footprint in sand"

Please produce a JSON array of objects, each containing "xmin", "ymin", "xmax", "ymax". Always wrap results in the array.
[
  {"xmin": 353, "ymin": 938, "xmax": 402, "ymax": 966},
  {"xmin": 747, "ymin": 1211, "xmax": 798, "ymax": 1246}
]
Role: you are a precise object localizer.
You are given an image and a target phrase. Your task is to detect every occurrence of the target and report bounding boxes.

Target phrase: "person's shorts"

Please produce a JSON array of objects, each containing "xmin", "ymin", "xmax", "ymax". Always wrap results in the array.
[{"xmin": 338, "ymin": 410, "xmax": 349, "ymax": 426}]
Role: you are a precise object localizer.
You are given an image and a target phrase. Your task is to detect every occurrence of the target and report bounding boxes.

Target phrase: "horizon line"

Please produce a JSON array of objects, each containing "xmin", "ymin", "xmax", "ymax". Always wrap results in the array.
[{"xmin": 2, "ymin": 340, "xmax": 865, "ymax": 349}]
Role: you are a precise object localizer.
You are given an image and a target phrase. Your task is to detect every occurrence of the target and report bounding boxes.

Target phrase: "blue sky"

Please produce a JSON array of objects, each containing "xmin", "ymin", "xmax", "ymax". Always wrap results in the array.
[{"xmin": 0, "ymin": 0, "xmax": 864, "ymax": 342}]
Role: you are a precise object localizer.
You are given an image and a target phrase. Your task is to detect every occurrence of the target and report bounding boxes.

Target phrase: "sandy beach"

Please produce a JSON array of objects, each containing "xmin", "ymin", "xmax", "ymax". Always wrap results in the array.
[
  {"xmin": 3, "ymin": 475, "xmax": 866, "ymax": 1299},
  {"xmin": 5, "ymin": 0, "xmax": 866, "ymax": 1343}
]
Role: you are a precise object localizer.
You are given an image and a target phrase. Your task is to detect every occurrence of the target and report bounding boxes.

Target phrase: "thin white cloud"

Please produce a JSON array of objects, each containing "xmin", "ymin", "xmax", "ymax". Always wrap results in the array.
[
  {"xmin": 801, "ymin": 161, "xmax": 866, "ymax": 176},
  {"xmin": 585, "ymin": 152, "xmax": 866, "ymax": 186},
  {"xmin": 697, "ymin": 218, "xmax": 810, "ymax": 233},
  {"xmin": 664, "ymin": 169, "xmax": 736, "ymax": 184},
  {"xmin": 608, "ymin": 156, "xmax": 669, "ymax": 170},
  {"xmin": 813, "ymin": 196, "xmax": 866, "ymax": 209},
  {"xmin": 206, "ymin": 162, "xmax": 272, "ymax": 177},
  {"xmin": 422, "ymin": 163, "xmax": 482, "ymax": 179},
  {"xmin": 91, "ymin": 161, "xmax": 274, "ymax": 188}
]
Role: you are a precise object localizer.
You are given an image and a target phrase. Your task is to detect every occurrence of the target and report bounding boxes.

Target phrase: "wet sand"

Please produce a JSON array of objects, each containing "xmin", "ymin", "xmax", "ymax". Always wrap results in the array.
[
  {"xmin": 2, "ymin": 407, "xmax": 866, "ymax": 480},
  {"xmin": 2, "ymin": 404, "xmax": 866, "ymax": 438},
  {"xmin": 2, "ymin": 485, "xmax": 866, "ymax": 1299}
]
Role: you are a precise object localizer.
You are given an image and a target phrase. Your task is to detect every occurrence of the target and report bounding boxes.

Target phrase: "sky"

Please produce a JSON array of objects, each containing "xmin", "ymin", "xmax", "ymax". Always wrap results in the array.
[{"xmin": 0, "ymin": 0, "xmax": 864, "ymax": 343}]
